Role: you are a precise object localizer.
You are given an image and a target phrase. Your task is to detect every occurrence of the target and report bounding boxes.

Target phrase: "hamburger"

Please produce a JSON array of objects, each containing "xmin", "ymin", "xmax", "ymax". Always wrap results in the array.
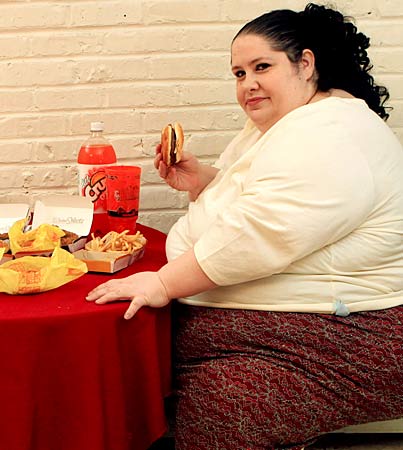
[
  {"xmin": 160, "ymin": 122, "xmax": 184, "ymax": 167},
  {"xmin": 60, "ymin": 230, "xmax": 79, "ymax": 247}
]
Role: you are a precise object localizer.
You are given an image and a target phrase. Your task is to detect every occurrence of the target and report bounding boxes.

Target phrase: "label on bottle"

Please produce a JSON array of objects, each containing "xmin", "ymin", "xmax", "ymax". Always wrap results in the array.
[{"xmin": 78, "ymin": 164, "xmax": 111, "ymax": 213}]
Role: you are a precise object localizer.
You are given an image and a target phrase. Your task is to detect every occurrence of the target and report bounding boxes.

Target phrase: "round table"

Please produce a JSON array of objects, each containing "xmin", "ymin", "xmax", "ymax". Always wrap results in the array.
[{"xmin": 0, "ymin": 224, "xmax": 171, "ymax": 450}]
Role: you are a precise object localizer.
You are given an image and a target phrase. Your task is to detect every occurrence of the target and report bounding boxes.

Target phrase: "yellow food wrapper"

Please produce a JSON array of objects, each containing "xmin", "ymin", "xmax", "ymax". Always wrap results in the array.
[
  {"xmin": 0, "ymin": 247, "xmax": 88, "ymax": 295},
  {"xmin": 9, "ymin": 219, "xmax": 65, "ymax": 255}
]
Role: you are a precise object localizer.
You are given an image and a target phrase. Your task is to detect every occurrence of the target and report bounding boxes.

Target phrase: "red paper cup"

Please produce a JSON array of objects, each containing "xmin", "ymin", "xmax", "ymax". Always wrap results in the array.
[{"xmin": 105, "ymin": 165, "xmax": 141, "ymax": 234}]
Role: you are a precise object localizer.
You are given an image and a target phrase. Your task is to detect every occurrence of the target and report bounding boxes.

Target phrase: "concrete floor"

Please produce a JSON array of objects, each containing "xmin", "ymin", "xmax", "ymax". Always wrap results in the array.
[{"xmin": 149, "ymin": 434, "xmax": 403, "ymax": 449}]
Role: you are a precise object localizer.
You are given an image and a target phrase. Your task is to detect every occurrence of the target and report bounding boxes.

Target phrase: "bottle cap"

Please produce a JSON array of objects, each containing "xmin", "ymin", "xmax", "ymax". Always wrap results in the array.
[{"xmin": 90, "ymin": 121, "xmax": 105, "ymax": 132}]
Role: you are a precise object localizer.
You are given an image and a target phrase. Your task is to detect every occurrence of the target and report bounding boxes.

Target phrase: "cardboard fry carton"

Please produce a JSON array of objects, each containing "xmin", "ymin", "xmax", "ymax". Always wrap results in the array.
[{"xmin": 73, "ymin": 236, "xmax": 146, "ymax": 273}]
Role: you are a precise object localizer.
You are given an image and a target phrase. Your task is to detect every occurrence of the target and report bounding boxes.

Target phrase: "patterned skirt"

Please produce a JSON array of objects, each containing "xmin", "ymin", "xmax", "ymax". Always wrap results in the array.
[{"xmin": 172, "ymin": 304, "xmax": 403, "ymax": 450}]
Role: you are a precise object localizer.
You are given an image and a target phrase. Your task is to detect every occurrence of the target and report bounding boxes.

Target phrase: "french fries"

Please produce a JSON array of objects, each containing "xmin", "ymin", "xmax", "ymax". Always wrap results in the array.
[{"xmin": 85, "ymin": 230, "xmax": 145, "ymax": 253}]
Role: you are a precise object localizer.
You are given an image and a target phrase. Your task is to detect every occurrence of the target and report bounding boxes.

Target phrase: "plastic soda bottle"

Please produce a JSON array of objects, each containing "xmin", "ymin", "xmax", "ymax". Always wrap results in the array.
[{"xmin": 77, "ymin": 122, "xmax": 117, "ymax": 236}]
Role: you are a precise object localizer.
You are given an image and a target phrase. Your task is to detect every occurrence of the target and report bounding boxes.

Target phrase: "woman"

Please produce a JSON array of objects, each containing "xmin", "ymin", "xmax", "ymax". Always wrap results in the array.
[{"xmin": 87, "ymin": 3, "xmax": 403, "ymax": 449}]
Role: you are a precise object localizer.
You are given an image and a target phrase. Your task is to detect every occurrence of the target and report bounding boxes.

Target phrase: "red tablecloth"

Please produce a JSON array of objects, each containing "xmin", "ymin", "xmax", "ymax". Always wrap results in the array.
[{"xmin": 0, "ymin": 224, "xmax": 171, "ymax": 450}]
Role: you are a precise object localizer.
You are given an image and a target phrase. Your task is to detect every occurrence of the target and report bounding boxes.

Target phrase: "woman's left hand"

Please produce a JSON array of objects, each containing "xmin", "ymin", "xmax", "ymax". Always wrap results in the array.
[{"xmin": 86, "ymin": 271, "xmax": 170, "ymax": 320}]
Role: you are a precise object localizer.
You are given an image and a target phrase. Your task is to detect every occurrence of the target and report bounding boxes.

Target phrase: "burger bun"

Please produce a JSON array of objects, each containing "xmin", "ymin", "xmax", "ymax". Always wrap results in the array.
[{"xmin": 160, "ymin": 122, "xmax": 184, "ymax": 167}]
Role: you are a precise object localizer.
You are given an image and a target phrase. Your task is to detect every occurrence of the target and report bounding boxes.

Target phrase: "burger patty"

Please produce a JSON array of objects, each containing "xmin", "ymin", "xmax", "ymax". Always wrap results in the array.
[
  {"xmin": 170, "ymin": 129, "xmax": 177, "ymax": 164},
  {"xmin": 60, "ymin": 230, "xmax": 79, "ymax": 246}
]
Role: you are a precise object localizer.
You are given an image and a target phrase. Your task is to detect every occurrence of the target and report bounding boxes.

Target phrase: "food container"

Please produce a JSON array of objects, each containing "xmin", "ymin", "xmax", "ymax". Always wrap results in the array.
[
  {"xmin": 73, "ymin": 245, "xmax": 145, "ymax": 273},
  {"xmin": 30, "ymin": 195, "xmax": 94, "ymax": 253},
  {"xmin": 73, "ymin": 231, "xmax": 146, "ymax": 273},
  {"xmin": 0, "ymin": 196, "xmax": 94, "ymax": 261}
]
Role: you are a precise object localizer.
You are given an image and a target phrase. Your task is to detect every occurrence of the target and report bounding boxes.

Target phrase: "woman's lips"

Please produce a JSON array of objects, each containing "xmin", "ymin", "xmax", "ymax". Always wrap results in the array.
[{"xmin": 246, "ymin": 97, "xmax": 266, "ymax": 106}]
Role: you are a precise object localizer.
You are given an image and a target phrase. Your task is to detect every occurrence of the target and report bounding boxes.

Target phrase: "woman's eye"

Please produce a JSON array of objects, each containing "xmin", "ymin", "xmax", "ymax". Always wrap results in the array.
[
  {"xmin": 256, "ymin": 63, "xmax": 270, "ymax": 71},
  {"xmin": 234, "ymin": 70, "xmax": 245, "ymax": 78}
]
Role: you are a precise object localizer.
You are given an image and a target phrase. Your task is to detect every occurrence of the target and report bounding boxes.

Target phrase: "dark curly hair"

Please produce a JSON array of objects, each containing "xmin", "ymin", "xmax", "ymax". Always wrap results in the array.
[{"xmin": 233, "ymin": 3, "xmax": 390, "ymax": 120}]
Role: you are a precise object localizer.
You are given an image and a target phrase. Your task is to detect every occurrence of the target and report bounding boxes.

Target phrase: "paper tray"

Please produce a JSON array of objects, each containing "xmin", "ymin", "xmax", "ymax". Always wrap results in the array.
[{"xmin": 73, "ymin": 246, "xmax": 145, "ymax": 273}]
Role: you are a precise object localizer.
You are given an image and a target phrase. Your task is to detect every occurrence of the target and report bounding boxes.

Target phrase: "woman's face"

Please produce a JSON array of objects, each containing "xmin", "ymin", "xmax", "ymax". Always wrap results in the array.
[{"xmin": 231, "ymin": 33, "xmax": 315, "ymax": 133}]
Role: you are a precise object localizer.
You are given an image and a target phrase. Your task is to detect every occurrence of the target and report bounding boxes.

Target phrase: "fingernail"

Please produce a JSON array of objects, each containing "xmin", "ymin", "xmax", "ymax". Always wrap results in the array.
[{"xmin": 124, "ymin": 312, "xmax": 132, "ymax": 320}]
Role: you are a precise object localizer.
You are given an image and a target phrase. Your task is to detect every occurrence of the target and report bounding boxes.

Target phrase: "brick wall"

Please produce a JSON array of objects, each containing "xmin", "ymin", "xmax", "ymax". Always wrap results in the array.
[{"xmin": 0, "ymin": 0, "xmax": 402, "ymax": 233}]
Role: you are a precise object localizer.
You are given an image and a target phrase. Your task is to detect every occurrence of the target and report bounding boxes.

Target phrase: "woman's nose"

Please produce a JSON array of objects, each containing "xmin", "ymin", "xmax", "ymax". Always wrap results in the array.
[{"xmin": 243, "ymin": 74, "xmax": 259, "ymax": 90}]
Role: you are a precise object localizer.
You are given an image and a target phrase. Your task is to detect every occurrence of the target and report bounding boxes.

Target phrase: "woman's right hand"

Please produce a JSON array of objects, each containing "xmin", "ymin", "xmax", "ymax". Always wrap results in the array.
[{"xmin": 154, "ymin": 143, "xmax": 203, "ymax": 194}]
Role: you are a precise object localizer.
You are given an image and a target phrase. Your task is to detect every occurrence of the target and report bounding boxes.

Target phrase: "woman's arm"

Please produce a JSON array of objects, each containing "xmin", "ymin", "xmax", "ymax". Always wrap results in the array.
[
  {"xmin": 158, "ymin": 248, "xmax": 217, "ymax": 297},
  {"xmin": 86, "ymin": 248, "xmax": 217, "ymax": 319}
]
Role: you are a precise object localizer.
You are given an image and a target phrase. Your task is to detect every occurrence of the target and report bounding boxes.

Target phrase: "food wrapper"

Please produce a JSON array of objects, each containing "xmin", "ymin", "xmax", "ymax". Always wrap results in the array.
[
  {"xmin": 0, "ymin": 247, "xmax": 88, "ymax": 294},
  {"xmin": 9, "ymin": 219, "xmax": 65, "ymax": 255}
]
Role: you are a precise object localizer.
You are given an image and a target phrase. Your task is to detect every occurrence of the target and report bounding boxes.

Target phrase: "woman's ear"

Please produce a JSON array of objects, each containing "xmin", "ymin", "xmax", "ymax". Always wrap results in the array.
[{"xmin": 300, "ymin": 48, "xmax": 316, "ymax": 81}]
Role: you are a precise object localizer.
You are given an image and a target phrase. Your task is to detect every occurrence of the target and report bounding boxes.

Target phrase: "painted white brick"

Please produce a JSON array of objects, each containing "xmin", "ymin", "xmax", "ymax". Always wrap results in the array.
[
  {"xmin": 70, "ymin": 110, "xmax": 144, "ymax": 135},
  {"xmin": 103, "ymin": 26, "xmax": 238, "ymax": 54},
  {"xmin": 140, "ymin": 185, "xmax": 188, "ymax": 209},
  {"xmin": 0, "ymin": 35, "xmax": 30, "ymax": 59},
  {"xmin": 143, "ymin": 1, "xmax": 221, "ymax": 24},
  {"xmin": 33, "ymin": 139, "xmax": 82, "ymax": 163},
  {"xmin": 34, "ymin": 87, "xmax": 107, "ymax": 111},
  {"xmin": 143, "ymin": 107, "xmax": 245, "ymax": 133},
  {"xmin": 30, "ymin": 31, "xmax": 104, "ymax": 57},
  {"xmin": 0, "ymin": 114, "xmax": 68, "ymax": 139},
  {"xmin": 220, "ymin": 0, "xmax": 307, "ymax": 21},
  {"xmin": 376, "ymin": 75, "xmax": 403, "ymax": 99},
  {"xmin": 0, "ymin": 143, "xmax": 33, "ymax": 163},
  {"xmin": 0, "ymin": 166, "xmax": 73, "ymax": 190},
  {"xmin": 0, "ymin": 90, "xmax": 35, "ymax": 113},
  {"xmin": 107, "ymin": 83, "xmax": 184, "ymax": 109},
  {"xmin": 0, "ymin": 60, "xmax": 79, "ymax": 87},
  {"xmin": 139, "ymin": 211, "xmax": 184, "ymax": 234},
  {"xmin": 377, "ymin": 0, "xmax": 403, "ymax": 17},
  {"xmin": 360, "ymin": 21, "xmax": 403, "ymax": 47},
  {"xmin": 368, "ymin": 48, "xmax": 403, "ymax": 72},
  {"xmin": 70, "ymin": 1, "xmax": 142, "ymax": 27},
  {"xmin": 0, "ymin": 4, "xmax": 68, "ymax": 30},
  {"xmin": 148, "ymin": 54, "xmax": 231, "ymax": 80},
  {"xmin": 107, "ymin": 80, "xmax": 236, "ymax": 109}
]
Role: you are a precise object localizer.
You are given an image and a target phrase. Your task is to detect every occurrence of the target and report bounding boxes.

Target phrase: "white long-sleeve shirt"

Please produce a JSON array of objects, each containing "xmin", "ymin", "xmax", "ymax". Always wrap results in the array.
[{"xmin": 166, "ymin": 97, "xmax": 403, "ymax": 314}]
